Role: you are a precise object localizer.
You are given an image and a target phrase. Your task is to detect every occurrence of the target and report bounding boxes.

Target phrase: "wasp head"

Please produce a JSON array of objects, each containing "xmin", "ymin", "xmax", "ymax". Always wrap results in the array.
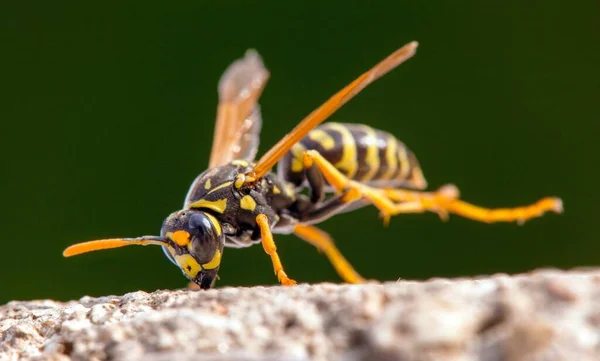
[
  {"xmin": 161, "ymin": 210, "xmax": 225, "ymax": 289},
  {"xmin": 63, "ymin": 209, "xmax": 225, "ymax": 290}
]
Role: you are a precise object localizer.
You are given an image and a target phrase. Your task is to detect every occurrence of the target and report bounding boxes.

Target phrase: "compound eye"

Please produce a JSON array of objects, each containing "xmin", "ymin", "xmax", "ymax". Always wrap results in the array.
[
  {"xmin": 190, "ymin": 234, "xmax": 217, "ymax": 264},
  {"xmin": 188, "ymin": 213, "xmax": 219, "ymax": 264}
]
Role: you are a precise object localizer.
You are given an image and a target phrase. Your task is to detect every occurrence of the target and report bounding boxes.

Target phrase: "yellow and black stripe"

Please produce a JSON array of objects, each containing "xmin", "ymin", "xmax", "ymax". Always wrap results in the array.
[{"xmin": 278, "ymin": 122, "xmax": 427, "ymax": 190}]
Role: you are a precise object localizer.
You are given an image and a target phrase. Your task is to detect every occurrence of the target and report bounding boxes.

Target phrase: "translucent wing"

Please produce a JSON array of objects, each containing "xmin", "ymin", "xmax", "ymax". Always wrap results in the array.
[
  {"xmin": 249, "ymin": 41, "xmax": 418, "ymax": 179},
  {"xmin": 208, "ymin": 50, "xmax": 270, "ymax": 168}
]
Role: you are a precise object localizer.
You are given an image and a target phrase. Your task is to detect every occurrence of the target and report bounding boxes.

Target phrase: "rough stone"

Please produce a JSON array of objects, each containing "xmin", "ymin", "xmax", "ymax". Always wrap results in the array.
[{"xmin": 1, "ymin": 269, "xmax": 600, "ymax": 361}]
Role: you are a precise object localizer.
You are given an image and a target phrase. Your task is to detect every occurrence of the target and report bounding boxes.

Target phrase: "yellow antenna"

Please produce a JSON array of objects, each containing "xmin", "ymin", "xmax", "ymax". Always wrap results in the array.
[{"xmin": 63, "ymin": 236, "xmax": 169, "ymax": 257}]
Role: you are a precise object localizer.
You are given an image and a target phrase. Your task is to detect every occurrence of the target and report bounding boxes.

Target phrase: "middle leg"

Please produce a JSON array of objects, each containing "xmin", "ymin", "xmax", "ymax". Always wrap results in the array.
[
  {"xmin": 294, "ymin": 223, "xmax": 366, "ymax": 284},
  {"xmin": 288, "ymin": 159, "xmax": 366, "ymax": 283}
]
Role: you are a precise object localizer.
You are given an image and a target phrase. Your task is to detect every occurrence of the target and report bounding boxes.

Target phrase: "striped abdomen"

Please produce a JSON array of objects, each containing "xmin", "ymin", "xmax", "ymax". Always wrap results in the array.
[{"xmin": 277, "ymin": 122, "xmax": 427, "ymax": 190}]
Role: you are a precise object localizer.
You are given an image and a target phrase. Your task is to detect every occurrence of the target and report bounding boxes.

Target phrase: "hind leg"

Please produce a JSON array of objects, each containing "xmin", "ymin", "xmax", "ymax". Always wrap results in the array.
[
  {"xmin": 382, "ymin": 185, "xmax": 563, "ymax": 225},
  {"xmin": 303, "ymin": 149, "xmax": 563, "ymax": 225}
]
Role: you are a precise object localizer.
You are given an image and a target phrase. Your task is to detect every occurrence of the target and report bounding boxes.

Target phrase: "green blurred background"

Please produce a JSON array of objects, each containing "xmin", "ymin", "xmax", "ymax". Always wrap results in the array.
[{"xmin": 1, "ymin": 1, "xmax": 598, "ymax": 303}]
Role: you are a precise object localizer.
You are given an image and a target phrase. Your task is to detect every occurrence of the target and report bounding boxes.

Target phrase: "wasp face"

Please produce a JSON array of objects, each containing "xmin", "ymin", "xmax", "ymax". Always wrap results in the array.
[{"xmin": 161, "ymin": 210, "xmax": 225, "ymax": 289}]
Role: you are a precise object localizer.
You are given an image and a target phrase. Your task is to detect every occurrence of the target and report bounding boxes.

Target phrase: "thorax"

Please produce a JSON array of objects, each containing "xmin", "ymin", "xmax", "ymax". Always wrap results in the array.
[{"xmin": 183, "ymin": 160, "xmax": 296, "ymax": 246}]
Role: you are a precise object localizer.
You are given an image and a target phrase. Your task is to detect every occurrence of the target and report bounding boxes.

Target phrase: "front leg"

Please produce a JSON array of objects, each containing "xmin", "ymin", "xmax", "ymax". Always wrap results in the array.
[{"xmin": 256, "ymin": 214, "xmax": 297, "ymax": 286}]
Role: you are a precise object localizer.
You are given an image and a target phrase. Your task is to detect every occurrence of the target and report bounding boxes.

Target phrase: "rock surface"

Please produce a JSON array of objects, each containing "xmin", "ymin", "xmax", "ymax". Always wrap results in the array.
[{"xmin": 1, "ymin": 269, "xmax": 600, "ymax": 361}]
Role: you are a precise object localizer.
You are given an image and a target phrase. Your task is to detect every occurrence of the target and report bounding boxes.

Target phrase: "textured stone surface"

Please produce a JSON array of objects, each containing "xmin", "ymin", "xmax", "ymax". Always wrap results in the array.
[{"xmin": 2, "ymin": 269, "xmax": 600, "ymax": 361}]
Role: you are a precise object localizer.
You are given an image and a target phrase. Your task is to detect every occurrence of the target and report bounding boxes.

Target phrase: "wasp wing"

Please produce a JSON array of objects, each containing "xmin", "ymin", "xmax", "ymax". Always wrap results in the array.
[
  {"xmin": 208, "ymin": 50, "xmax": 270, "ymax": 168},
  {"xmin": 249, "ymin": 42, "xmax": 418, "ymax": 179}
]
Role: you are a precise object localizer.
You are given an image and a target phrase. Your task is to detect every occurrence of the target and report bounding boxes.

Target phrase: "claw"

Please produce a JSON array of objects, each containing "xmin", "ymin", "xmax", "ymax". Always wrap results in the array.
[
  {"xmin": 380, "ymin": 212, "xmax": 392, "ymax": 227},
  {"xmin": 277, "ymin": 270, "xmax": 297, "ymax": 286},
  {"xmin": 433, "ymin": 208, "xmax": 450, "ymax": 222}
]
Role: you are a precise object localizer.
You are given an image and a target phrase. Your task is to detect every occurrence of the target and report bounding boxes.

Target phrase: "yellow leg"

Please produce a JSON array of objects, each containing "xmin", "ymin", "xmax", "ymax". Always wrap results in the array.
[
  {"xmin": 256, "ymin": 214, "xmax": 297, "ymax": 286},
  {"xmin": 383, "ymin": 184, "xmax": 563, "ymax": 224},
  {"xmin": 303, "ymin": 150, "xmax": 446, "ymax": 224},
  {"xmin": 444, "ymin": 197, "xmax": 562, "ymax": 224},
  {"xmin": 294, "ymin": 224, "xmax": 366, "ymax": 284},
  {"xmin": 378, "ymin": 184, "xmax": 461, "ymax": 222},
  {"xmin": 303, "ymin": 149, "xmax": 563, "ymax": 225}
]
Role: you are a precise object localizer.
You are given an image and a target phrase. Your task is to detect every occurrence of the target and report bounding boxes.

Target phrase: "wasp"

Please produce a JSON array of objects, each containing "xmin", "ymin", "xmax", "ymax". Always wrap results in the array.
[{"xmin": 63, "ymin": 42, "xmax": 563, "ymax": 289}]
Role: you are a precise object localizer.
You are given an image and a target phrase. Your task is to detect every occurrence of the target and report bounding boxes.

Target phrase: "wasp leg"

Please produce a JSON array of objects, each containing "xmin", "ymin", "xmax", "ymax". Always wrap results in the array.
[
  {"xmin": 303, "ymin": 149, "xmax": 563, "ymax": 225},
  {"xmin": 382, "ymin": 184, "xmax": 563, "ymax": 224},
  {"xmin": 305, "ymin": 160, "xmax": 326, "ymax": 204},
  {"xmin": 381, "ymin": 184, "xmax": 461, "ymax": 222},
  {"xmin": 302, "ymin": 149, "xmax": 423, "ymax": 224},
  {"xmin": 297, "ymin": 187, "xmax": 362, "ymax": 225},
  {"xmin": 256, "ymin": 214, "xmax": 297, "ymax": 286},
  {"xmin": 291, "ymin": 184, "xmax": 365, "ymax": 283},
  {"xmin": 294, "ymin": 224, "xmax": 366, "ymax": 284}
]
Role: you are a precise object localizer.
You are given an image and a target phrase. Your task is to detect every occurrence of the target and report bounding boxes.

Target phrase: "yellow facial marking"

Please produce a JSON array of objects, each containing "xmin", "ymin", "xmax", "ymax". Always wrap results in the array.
[
  {"xmin": 381, "ymin": 136, "xmax": 398, "ymax": 180},
  {"xmin": 204, "ymin": 178, "xmax": 212, "ymax": 190},
  {"xmin": 231, "ymin": 159, "xmax": 249, "ymax": 167},
  {"xmin": 234, "ymin": 174, "xmax": 245, "ymax": 189},
  {"xmin": 167, "ymin": 230, "xmax": 191, "ymax": 246},
  {"xmin": 326, "ymin": 123, "xmax": 357, "ymax": 178},
  {"xmin": 308, "ymin": 129, "xmax": 335, "ymax": 150},
  {"xmin": 207, "ymin": 181, "xmax": 233, "ymax": 194},
  {"xmin": 240, "ymin": 195, "xmax": 257, "ymax": 211},
  {"xmin": 273, "ymin": 185, "xmax": 281, "ymax": 194},
  {"xmin": 201, "ymin": 249, "xmax": 222, "ymax": 270},
  {"xmin": 359, "ymin": 125, "xmax": 380, "ymax": 182},
  {"xmin": 188, "ymin": 198, "xmax": 228, "ymax": 213},
  {"xmin": 397, "ymin": 145, "xmax": 410, "ymax": 180},
  {"xmin": 290, "ymin": 143, "xmax": 306, "ymax": 173},
  {"xmin": 203, "ymin": 212, "xmax": 222, "ymax": 236},
  {"xmin": 174, "ymin": 254, "xmax": 201, "ymax": 278}
]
